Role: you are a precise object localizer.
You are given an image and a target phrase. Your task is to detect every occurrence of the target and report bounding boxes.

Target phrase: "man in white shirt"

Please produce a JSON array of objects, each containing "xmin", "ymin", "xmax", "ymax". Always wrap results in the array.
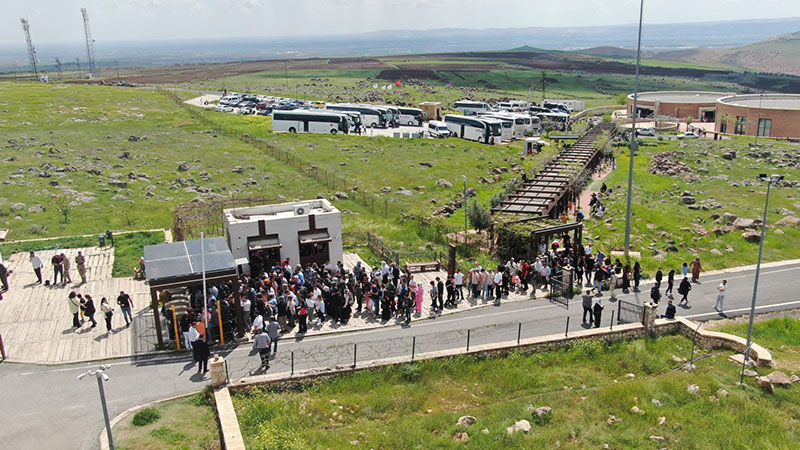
[
  {"xmin": 29, "ymin": 252, "xmax": 43, "ymax": 284},
  {"xmin": 715, "ymin": 280, "xmax": 727, "ymax": 313},
  {"xmin": 584, "ymin": 243, "xmax": 593, "ymax": 257},
  {"xmin": 188, "ymin": 322, "xmax": 200, "ymax": 360},
  {"xmin": 241, "ymin": 297, "xmax": 252, "ymax": 330},
  {"xmin": 493, "ymin": 270, "xmax": 503, "ymax": 300},
  {"xmin": 453, "ymin": 269, "xmax": 464, "ymax": 301}
]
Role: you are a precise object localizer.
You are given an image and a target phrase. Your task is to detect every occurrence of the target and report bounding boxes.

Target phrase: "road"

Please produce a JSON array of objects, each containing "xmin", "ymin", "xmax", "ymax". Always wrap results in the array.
[{"xmin": 2, "ymin": 260, "xmax": 800, "ymax": 449}]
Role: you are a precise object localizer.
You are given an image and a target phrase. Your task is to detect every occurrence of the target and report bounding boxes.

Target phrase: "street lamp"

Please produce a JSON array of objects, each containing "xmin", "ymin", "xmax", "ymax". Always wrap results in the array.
[
  {"xmin": 78, "ymin": 365, "xmax": 115, "ymax": 450},
  {"xmin": 623, "ymin": 0, "xmax": 645, "ymax": 264},
  {"xmin": 740, "ymin": 173, "xmax": 783, "ymax": 383}
]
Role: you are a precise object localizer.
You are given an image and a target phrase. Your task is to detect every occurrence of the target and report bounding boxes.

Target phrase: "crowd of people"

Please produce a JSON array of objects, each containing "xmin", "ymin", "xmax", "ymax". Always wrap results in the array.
[{"xmin": 65, "ymin": 289, "xmax": 133, "ymax": 333}]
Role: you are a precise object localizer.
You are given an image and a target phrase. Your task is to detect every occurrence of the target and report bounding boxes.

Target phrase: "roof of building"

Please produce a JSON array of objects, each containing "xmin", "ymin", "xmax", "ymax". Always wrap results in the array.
[
  {"xmin": 630, "ymin": 91, "xmax": 728, "ymax": 104},
  {"xmin": 717, "ymin": 94, "xmax": 800, "ymax": 111},
  {"xmin": 223, "ymin": 199, "xmax": 339, "ymax": 224},
  {"xmin": 144, "ymin": 237, "xmax": 236, "ymax": 286}
]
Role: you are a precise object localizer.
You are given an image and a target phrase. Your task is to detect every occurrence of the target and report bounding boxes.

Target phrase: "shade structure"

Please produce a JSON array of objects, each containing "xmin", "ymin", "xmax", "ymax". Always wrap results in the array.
[{"xmin": 144, "ymin": 237, "xmax": 236, "ymax": 287}]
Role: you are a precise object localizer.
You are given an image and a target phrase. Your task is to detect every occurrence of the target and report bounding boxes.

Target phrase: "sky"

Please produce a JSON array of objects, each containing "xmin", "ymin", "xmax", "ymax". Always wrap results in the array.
[{"xmin": 3, "ymin": 0, "xmax": 800, "ymax": 45}]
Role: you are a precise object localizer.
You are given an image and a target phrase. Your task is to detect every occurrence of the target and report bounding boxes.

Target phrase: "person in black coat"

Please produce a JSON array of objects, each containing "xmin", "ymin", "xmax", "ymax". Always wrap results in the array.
[
  {"xmin": 678, "ymin": 277, "xmax": 692, "ymax": 305},
  {"xmin": 593, "ymin": 298, "xmax": 604, "ymax": 328},
  {"xmin": 650, "ymin": 285, "xmax": 661, "ymax": 304},
  {"xmin": 194, "ymin": 334, "xmax": 211, "ymax": 373},
  {"xmin": 84, "ymin": 295, "xmax": 97, "ymax": 328}
]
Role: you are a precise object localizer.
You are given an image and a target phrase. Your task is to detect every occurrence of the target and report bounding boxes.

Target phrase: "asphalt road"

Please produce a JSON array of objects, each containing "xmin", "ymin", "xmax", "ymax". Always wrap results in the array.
[{"xmin": 2, "ymin": 260, "xmax": 800, "ymax": 449}]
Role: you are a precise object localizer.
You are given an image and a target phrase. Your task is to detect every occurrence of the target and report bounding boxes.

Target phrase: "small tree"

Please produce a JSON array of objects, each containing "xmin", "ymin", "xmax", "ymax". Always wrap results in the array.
[
  {"xmin": 53, "ymin": 193, "xmax": 72, "ymax": 224},
  {"xmin": 467, "ymin": 200, "xmax": 492, "ymax": 233},
  {"xmin": 684, "ymin": 115, "xmax": 694, "ymax": 127}
]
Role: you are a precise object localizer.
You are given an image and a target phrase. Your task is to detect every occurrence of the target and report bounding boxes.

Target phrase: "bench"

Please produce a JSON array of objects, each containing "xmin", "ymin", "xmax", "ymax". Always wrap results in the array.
[{"xmin": 404, "ymin": 260, "xmax": 442, "ymax": 273}]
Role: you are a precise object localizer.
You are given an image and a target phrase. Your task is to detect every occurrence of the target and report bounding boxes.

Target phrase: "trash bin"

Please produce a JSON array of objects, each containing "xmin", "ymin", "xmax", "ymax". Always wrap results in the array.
[
  {"xmin": 98, "ymin": 234, "xmax": 106, "ymax": 247},
  {"xmin": 105, "ymin": 230, "xmax": 114, "ymax": 246}
]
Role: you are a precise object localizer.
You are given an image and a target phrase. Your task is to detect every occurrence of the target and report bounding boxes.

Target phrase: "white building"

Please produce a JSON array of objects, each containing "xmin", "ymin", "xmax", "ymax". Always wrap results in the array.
[{"xmin": 223, "ymin": 199, "xmax": 343, "ymax": 274}]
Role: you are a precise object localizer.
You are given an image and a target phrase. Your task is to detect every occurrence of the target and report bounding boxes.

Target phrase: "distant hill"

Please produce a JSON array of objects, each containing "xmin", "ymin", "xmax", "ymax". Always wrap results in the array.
[
  {"xmin": 573, "ymin": 46, "xmax": 657, "ymax": 58},
  {"xmin": 659, "ymin": 31, "xmax": 800, "ymax": 76}
]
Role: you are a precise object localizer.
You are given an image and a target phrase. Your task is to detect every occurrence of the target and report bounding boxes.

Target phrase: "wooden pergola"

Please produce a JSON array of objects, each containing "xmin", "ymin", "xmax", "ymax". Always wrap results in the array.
[{"xmin": 144, "ymin": 238, "xmax": 244, "ymax": 347}]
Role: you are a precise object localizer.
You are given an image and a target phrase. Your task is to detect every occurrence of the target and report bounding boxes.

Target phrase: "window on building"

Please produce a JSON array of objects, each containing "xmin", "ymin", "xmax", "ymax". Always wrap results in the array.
[
  {"xmin": 757, "ymin": 118, "xmax": 772, "ymax": 137},
  {"xmin": 734, "ymin": 116, "xmax": 747, "ymax": 135}
]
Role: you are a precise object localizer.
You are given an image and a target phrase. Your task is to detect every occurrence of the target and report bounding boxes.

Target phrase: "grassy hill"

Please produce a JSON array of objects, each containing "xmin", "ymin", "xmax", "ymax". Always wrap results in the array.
[{"xmin": 660, "ymin": 31, "xmax": 800, "ymax": 76}]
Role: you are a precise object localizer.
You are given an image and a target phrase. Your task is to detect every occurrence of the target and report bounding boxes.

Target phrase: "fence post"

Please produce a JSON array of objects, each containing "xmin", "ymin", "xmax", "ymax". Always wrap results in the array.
[
  {"xmin": 517, "ymin": 323, "xmax": 522, "ymax": 345},
  {"xmin": 353, "ymin": 343, "xmax": 357, "ymax": 368},
  {"xmin": 0, "ymin": 334, "xmax": 5, "ymax": 359},
  {"xmin": 565, "ymin": 316, "xmax": 570, "ymax": 337},
  {"xmin": 411, "ymin": 336, "xmax": 416, "ymax": 362},
  {"xmin": 291, "ymin": 351, "xmax": 294, "ymax": 376},
  {"xmin": 466, "ymin": 329, "xmax": 471, "ymax": 352},
  {"xmin": 384, "ymin": 198, "xmax": 388, "ymax": 218},
  {"xmin": 610, "ymin": 310, "xmax": 615, "ymax": 330},
  {"xmin": 371, "ymin": 196, "xmax": 375, "ymax": 213}
]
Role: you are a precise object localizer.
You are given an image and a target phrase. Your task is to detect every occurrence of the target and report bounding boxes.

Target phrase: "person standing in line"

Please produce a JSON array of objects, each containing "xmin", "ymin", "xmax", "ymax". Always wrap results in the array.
[
  {"xmin": 61, "ymin": 253, "xmax": 72, "ymax": 285},
  {"xmin": 690, "ymin": 257, "xmax": 702, "ymax": 283},
  {"xmin": 193, "ymin": 334, "xmax": 211, "ymax": 374},
  {"xmin": 493, "ymin": 269, "xmax": 503, "ymax": 300},
  {"xmin": 665, "ymin": 269, "xmax": 675, "ymax": 298},
  {"xmin": 650, "ymin": 285, "xmax": 661, "ymax": 305},
  {"xmin": 100, "ymin": 298, "xmax": 114, "ymax": 332},
  {"xmin": 83, "ymin": 294, "xmax": 97, "ymax": 328},
  {"xmin": 241, "ymin": 296, "xmax": 252, "ymax": 330},
  {"xmin": 436, "ymin": 276, "xmax": 444, "ymax": 310},
  {"xmin": 678, "ymin": 276, "xmax": 692, "ymax": 306},
  {"xmin": 0, "ymin": 262, "xmax": 9, "ymax": 292},
  {"xmin": 188, "ymin": 321, "xmax": 200, "ymax": 361},
  {"xmin": 593, "ymin": 297, "xmax": 604, "ymax": 328},
  {"xmin": 265, "ymin": 316, "xmax": 280, "ymax": 353},
  {"xmin": 297, "ymin": 302, "xmax": 308, "ymax": 334},
  {"xmin": 253, "ymin": 328, "xmax": 271, "ymax": 369},
  {"xmin": 30, "ymin": 252, "xmax": 43, "ymax": 284},
  {"xmin": 75, "ymin": 251, "xmax": 87, "ymax": 284},
  {"xmin": 681, "ymin": 261, "xmax": 689, "ymax": 278},
  {"xmin": 51, "ymin": 253, "xmax": 63, "ymax": 285},
  {"xmin": 67, "ymin": 291, "xmax": 81, "ymax": 330},
  {"xmin": 117, "ymin": 291, "xmax": 133, "ymax": 327},
  {"xmin": 582, "ymin": 290, "xmax": 593, "ymax": 324},
  {"xmin": 180, "ymin": 315, "xmax": 192, "ymax": 349},
  {"xmin": 454, "ymin": 268, "xmax": 464, "ymax": 301},
  {"xmin": 715, "ymin": 280, "xmax": 727, "ymax": 313},
  {"xmin": 633, "ymin": 262, "xmax": 642, "ymax": 292},
  {"xmin": 654, "ymin": 267, "xmax": 663, "ymax": 289},
  {"xmin": 428, "ymin": 281, "xmax": 438, "ymax": 312},
  {"xmin": 608, "ymin": 269, "xmax": 618, "ymax": 300}
]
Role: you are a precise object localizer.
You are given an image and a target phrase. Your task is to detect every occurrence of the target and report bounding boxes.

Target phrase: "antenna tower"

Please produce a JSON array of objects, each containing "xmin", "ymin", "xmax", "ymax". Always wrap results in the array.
[
  {"xmin": 20, "ymin": 18, "xmax": 38, "ymax": 79},
  {"xmin": 81, "ymin": 8, "xmax": 98, "ymax": 75},
  {"xmin": 56, "ymin": 58, "xmax": 63, "ymax": 80}
]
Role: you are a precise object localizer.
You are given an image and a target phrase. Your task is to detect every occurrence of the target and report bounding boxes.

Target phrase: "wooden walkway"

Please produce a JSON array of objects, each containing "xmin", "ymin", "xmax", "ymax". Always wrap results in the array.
[{"xmin": 0, "ymin": 247, "xmax": 154, "ymax": 364}]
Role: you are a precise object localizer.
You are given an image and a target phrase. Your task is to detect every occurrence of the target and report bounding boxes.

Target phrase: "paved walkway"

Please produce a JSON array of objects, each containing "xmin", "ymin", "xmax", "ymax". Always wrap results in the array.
[{"xmin": 0, "ymin": 247, "xmax": 155, "ymax": 364}]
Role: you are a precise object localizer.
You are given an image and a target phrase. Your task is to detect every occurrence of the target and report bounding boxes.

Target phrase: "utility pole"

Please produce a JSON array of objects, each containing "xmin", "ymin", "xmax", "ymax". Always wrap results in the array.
[
  {"xmin": 78, "ymin": 365, "xmax": 115, "ymax": 450},
  {"xmin": 81, "ymin": 8, "xmax": 98, "ymax": 77},
  {"xmin": 75, "ymin": 58, "xmax": 82, "ymax": 79},
  {"xmin": 116, "ymin": 61, "xmax": 120, "ymax": 82},
  {"xmin": 20, "ymin": 18, "xmax": 38, "ymax": 79},
  {"xmin": 623, "ymin": 0, "xmax": 645, "ymax": 264},
  {"xmin": 541, "ymin": 71, "xmax": 546, "ymax": 102},
  {"xmin": 55, "ymin": 58, "xmax": 63, "ymax": 81}
]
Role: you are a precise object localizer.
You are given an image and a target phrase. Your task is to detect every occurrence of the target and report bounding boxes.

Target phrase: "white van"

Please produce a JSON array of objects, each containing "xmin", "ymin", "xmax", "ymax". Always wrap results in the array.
[{"xmin": 427, "ymin": 120, "xmax": 450, "ymax": 138}]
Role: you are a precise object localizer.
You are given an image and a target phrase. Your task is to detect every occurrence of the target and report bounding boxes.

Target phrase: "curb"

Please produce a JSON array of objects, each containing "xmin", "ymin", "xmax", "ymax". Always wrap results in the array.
[{"xmin": 98, "ymin": 391, "xmax": 202, "ymax": 450}]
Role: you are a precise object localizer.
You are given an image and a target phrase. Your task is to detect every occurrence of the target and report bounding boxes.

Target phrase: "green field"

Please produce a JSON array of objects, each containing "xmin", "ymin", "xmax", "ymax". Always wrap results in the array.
[
  {"xmin": 588, "ymin": 137, "xmax": 800, "ymax": 273},
  {"xmin": 231, "ymin": 329, "xmax": 800, "ymax": 449}
]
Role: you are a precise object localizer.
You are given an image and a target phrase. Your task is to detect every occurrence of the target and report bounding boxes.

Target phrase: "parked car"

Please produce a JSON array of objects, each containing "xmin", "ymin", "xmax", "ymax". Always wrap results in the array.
[
  {"xmin": 255, "ymin": 108, "xmax": 272, "ymax": 116},
  {"xmin": 238, "ymin": 107, "xmax": 254, "ymax": 115},
  {"xmin": 677, "ymin": 132, "xmax": 700, "ymax": 139},
  {"xmin": 636, "ymin": 128, "xmax": 656, "ymax": 137},
  {"xmin": 214, "ymin": 104, "xmax": 234, "ymax": 112},
  {"xmin": 427, "ymin": 120, "xmax": 450, "ymax": 138}
]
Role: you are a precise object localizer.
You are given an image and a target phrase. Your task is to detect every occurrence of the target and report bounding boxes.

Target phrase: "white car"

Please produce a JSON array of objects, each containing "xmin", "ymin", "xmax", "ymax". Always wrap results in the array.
[
  {"xmin": 677, "ymin": 132, "xmax": 700, "ymax": 139},
  {"xmin": 214, "ymin": 104, "xmax": 234, "ymax": 112},
  {"xmin": 636, "ymin": 128, "xmax": 656, "ymax": 137},
  {"xmin": 427, "ymin": 120, "xmax": 450, "ymax": 138}
]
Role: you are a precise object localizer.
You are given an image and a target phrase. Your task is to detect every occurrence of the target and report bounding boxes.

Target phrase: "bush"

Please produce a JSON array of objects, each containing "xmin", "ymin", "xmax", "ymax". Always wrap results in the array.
[
  {"xmin": 400, "ymin": 364, "xmax": 423, "ymax": 382},
  {"xmin": 467, "ymin": 200, "xmax": 492, "ymax": 231},
  {"xmin": 132, "ymin": 407, "xmax": 162, "ymax": 427}
]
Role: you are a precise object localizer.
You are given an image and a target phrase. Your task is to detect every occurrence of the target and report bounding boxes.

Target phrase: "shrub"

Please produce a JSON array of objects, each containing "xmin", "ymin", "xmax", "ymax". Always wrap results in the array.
[
  {"xmin": 467, "ymin": 200, "xmax": 492, "ymax": 232},
  {"xmin": 132, "ymin": 407, "xmax": 162, "ymax": 427},
  {"xmin": 400, "ymin": 364, "xmax": 422, "ymax": 382}
]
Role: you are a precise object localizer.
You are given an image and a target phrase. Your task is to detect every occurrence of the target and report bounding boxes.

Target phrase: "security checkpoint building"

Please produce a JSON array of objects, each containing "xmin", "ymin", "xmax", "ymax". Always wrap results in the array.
[{"xmin": 223, "ymin": 199, "xmax": 343, "ymax": 274}]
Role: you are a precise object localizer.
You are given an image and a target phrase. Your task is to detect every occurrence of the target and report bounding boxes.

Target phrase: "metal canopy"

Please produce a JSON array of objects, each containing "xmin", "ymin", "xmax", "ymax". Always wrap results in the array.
[
  {"xmin": 299, "ymin": 229, "xmax": 331, "ymax": 244},
  {"xmin": 248, "ymin": 234, "xmax": 281, "ymax": 251},
  {"xmin": 144, "ymin": 237, "xmax": 236, "ymax": 287}
]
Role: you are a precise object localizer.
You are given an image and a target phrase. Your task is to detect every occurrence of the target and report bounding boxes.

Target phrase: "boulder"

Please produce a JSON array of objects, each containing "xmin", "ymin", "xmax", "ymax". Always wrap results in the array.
[
  {"xmin": 10, "ymin": 203, "xmax": 25, "ymax": 211},
  {"xmin": 758, "ymin": 376, "xmax": 774, "ymax": 393},
  {"xmin": 607, "ymin": 415, "xmax": 622, "ymax": 425},
  {"xmin": 721, "ymin": 151, "xmax": 736, "ymax": 160},
  {"xmin": 722, "ymin": 212, "xmax": 737, "ymax": 224},
  {"xmin": 710, "ymin": 248, "xmax": 723, "ymax": 256},
  {"xmin": 712, "ymin": 225, "xmax": 735, "ymax": 236},
  {"xmin": 717, "ymin": 389, "xmax": 729, "ymax": 397},
  {"xmin": 231, "ymin": 166, "xmax": 244, "ymax": 174},
  {"xmin": 381, "ymin": 186, "xmax": 392, "ymax": 193},
  {"xmin": 766, "ymin": 371, "xmax": 792, "ymax": 387},
  {"xmin": 531, "ymin": 406, "xmax": 552, "ymax": 421},
  {"xmin": 452, "ymin": 432, "xmax": 469, "ymax": 443},
  {"xmin": 456, "ymin": 416, "xmax": 477, "ymax": 427},
  {"xmin": 692, "ymin": 224, "xmax": 708, "ymax": 236},
  {"xmin": 506, "ymin": 420, "xmax": 531, "ymax": 434},
  {"xmin": 743, "ymin": 369, "xmax": 759, "ymax": 377},
  {"xmin": 681, "ymin": 196, "xmax": 697, "ymax": 205},
  {"xmin": 418, "ymin": 162, "xmax": 433, "ymax": 168},
  {"xmin": 395, "ymin": 189, "xmax": 413, "ymax": 196},
  {"xmin": 650, "ymin": 436, "xmax": 666, "ymax": 442},
  {"xmin": 742, "ymin": 231, "xmax": 761, "ymax": 243},
  {"xmin": 177, "ymin": 163, "xmax": 189, "ymax": 172},
  {"xmin": 333, "ymin": 192, "xmax": 349, "ymax": 200},
  {"xmin": 631, "ymin": 406, "xmax": 646, "ymax": 415},
  {"xmin": 436, "ymin": 179, "xmax": 453, "ymax": 188},
  {"xmin": 791, "ymin": 374, "xmax": 800, "ymax": 384},
  {"xmin": 687, "ymin": 384, "xmax": 700, "ymax": 395},
  {"xmin": 27, "ymin": 205, "xmax": 46, "ymax": 213},
  {"xmin": 733, "ymin": 218, "xmax": 756, "ymax": 230},
  {"xmin": 776, "ymin": 216, "xmax": 800, "ymax": 227}
]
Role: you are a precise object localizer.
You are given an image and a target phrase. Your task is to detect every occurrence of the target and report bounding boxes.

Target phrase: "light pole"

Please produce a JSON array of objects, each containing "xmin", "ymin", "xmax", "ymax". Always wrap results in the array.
[
  {"xmin": 463, "ymin": 175, "xmax": 468, "ymax": 244},
  {"xmin": 623, "ymin": 0, "xmax": 645, "ymax": 264},
  {"xmin": 740, "ymin": 173, "xmax": 783, "ymax": 383},
  {"xmin": 78, "ymin": 365, "xmax": 114, "ymax": 450}
]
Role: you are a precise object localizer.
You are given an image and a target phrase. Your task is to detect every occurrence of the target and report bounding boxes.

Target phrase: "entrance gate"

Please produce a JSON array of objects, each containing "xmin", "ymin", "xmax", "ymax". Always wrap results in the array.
[{"xmin": 617, "ymin": 300, "xmax": 644, "ymax": 325}]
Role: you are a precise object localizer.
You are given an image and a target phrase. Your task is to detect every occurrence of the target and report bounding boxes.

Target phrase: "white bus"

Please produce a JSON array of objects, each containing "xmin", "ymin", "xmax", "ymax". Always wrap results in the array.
[
  {"xmin": 535, "ymin": 112, "xmax": 571, "ymax": 131},
  {"xmin": 376, "ymin": 105, "xmax": 400, "ymax": 127},
  {"xmin": 326, "ymin": 104, "xmax": 387, "ymax": 128},
  {"xmin": 322, "ymin": 109, "xmax": 363, "ymax": 133},
  {"xmin": 477, "ymin": 114, "xmax": 514, "ymax": 141},
  {"xmin": 444, "ymin": 114, "xmax": 491, "ymax": 143},
  {"xmin": 453, "ymin": 100, "xmax": 493, "ymax": 116},
  {"xmin": 397, "ymin": 107, "xmax": 424, "ymax": 126},
  {"xmin": 498, "ymin": 112, "xmax": 536, "ymax": 138},
  {"xmin": 272, "ymin": 110, "xmax": 349, "ymax": 134},
  {"xmin": 478, "ymin": 117, "xmax": 503, "ymax": 143}
]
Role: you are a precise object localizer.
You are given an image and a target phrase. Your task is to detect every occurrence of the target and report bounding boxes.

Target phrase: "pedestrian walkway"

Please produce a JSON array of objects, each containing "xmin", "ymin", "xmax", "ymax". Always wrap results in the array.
[{"xmin": 0, "ymin": 247, "xmax": 154, "ymax": 364}]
